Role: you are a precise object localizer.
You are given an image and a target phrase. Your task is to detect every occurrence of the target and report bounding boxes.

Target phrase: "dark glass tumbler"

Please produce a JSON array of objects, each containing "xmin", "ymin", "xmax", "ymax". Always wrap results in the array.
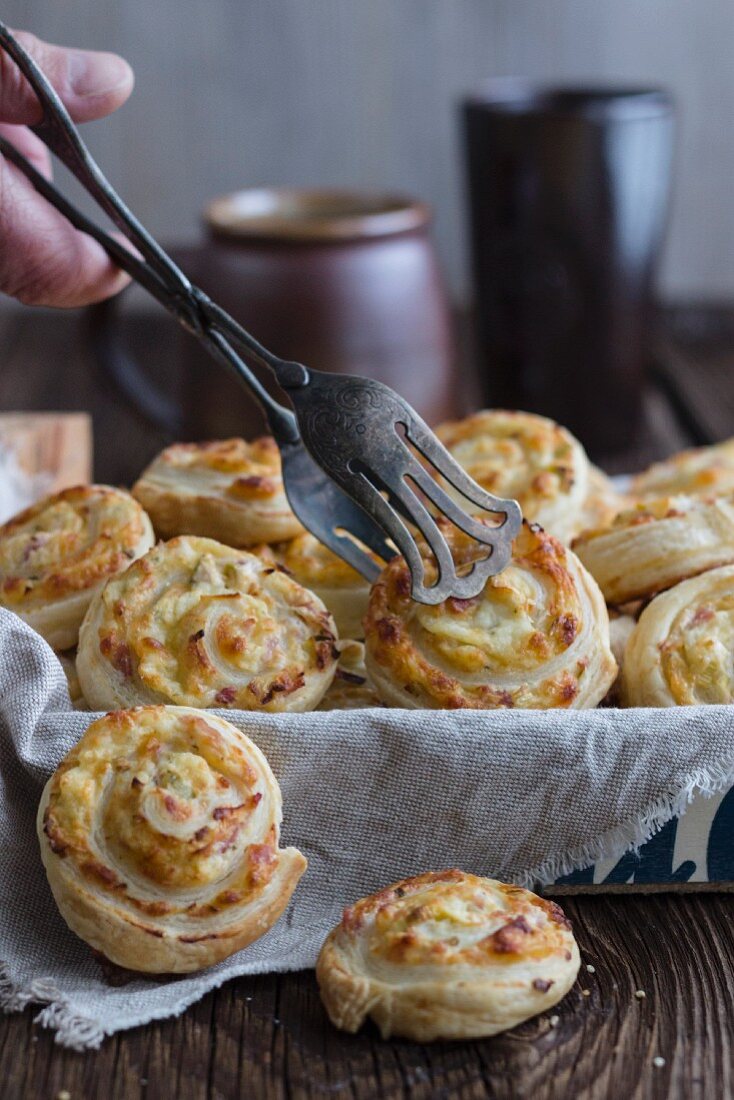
[{"xmin": 462, "ymin": 82, "xmax": 675, "ymax": 456}]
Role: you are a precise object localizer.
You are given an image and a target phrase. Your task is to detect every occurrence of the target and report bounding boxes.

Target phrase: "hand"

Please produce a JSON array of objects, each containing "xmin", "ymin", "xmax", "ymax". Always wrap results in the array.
[{"xmin": 0, "ymin": 29, "xmax": 134, "ymax": 307}]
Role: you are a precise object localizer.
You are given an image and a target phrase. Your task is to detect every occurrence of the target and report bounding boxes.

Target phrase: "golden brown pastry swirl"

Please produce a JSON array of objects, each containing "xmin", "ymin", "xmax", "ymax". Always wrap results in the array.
[
  {"xmin": 572, "ymin": 494, "xmax": 734, "ymax": 605},
  {"xmin": 622, "ymin": 564, "xmax": 734, "ymax": 706},
  {"xmin": 77, "ymin": 535, "xmax": 339, "ymax": 712},
  {"xmin": 38, "ymin": 706, "xmax": 306, "ymax": 972},
  {"xmin": 132, "ymin": 437, "xmax": 303, "ymax": 546},
  {"xmin": 364, "ymin": 521, "xmax": 616, "ymax": 709},
  {"xmin": 434, "ymin": 410, "xmax": 590, "ymax": 542},
  {"xmin": 0, "ymin": 485, "xmax": 154, "ymax": 649},
  {"xmin": 632, "ymin": 438, "xmax": 734, "ymax": 500},
  {"xmin": 317, "ymin": 870, "xmax": 580, "ymax": 1040}
]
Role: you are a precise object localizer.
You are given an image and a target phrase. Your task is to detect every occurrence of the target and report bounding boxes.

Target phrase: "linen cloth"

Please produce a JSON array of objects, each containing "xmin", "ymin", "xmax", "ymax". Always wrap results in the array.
[{"xmin": 2, "ymin": 609, "xmax": 734, "ymax": 1049}]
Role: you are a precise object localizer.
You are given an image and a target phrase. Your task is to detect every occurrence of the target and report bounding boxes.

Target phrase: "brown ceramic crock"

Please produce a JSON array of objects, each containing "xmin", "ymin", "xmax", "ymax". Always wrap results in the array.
[{"xmin": 90, "ymin": 188, "xmax": 458, "ymax": 441}]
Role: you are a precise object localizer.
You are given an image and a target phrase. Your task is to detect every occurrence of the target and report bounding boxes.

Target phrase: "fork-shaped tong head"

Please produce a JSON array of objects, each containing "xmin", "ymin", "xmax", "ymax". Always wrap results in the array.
[
  {"xmin": 276, "ymin": 369, "xmax": 523, "ymax": 603},
  {"xmin": 0, "ymin": 21, "xmax": 522, "ymax": 603},
  {"xmin": 196, "ymin": 304, "xmax": 523, "ymax": 603}
]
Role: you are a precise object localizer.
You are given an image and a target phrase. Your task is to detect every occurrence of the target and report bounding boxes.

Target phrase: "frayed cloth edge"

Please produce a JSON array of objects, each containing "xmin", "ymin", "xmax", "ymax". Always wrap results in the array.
[
  {"xmin": 0, "ymin": 964, "xmax": 104, "ymax": 1050},
  {"xmin": 4, "ymin": 757, "xmax": 734, "ymax": 1050},
  {"xmin": 517, "ymin": 756, "xmax": 734, "ymax": 889}
]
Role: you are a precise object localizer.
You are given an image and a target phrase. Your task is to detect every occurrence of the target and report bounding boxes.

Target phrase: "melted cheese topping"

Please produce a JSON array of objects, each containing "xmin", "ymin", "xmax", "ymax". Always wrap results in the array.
[
  {"xmin": 365, "ymin": 522, "xmax": 615, "ymax": 709},
  {"xmin": 341, "ymin": 871, "xmax": 574, "ymax": 970},
  {"xmin": 86, "ymin": 536, "xmax": 338, "ymax": 710},
  {"xmin": 434, "ymin": 410, "xmax": 589, "ymax": 539},
  {"xmin": 0, "ymin": 485, "xmax": 152, "ymax": 609},
  {"xmin": 632, "ymin": 438, "xmax": 734, "ymax": 499},
  {"xmin": 42, "ymin": 707, "xmax": 287, "ymax": 920}
]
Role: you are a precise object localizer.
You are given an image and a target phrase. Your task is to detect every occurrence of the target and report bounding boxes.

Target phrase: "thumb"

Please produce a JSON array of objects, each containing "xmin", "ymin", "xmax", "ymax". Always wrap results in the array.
[{"xmin": 0, "ymin": 29, "xmax": 133, "ymax": 125}]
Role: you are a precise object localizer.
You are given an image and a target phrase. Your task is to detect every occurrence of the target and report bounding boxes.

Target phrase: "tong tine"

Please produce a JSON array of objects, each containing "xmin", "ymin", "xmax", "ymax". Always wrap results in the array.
[
  {"xmin": 275, "ymin": 440, "xmax": 394, "ymax": 573},
  {"xmin": 363, "ymin": 489, "xmax": 429, "ymax": 593},
  {"xmin": 405, "ymin": 460, "xmax": 520, "ymax": 546},
  {"xmin": 0, "ymin": 22, "xmax": 196, "ymax": 317},
  {"xmin": 291, "ymin": 509, "xmax": 385, "ymax": 583},
  {"xmin": 404, "ymin": 411, "xmax": 524, "ymax": 525},
  {"xmin": 363, "ymin": 481, "xmax": 496, "ymax": 604}
]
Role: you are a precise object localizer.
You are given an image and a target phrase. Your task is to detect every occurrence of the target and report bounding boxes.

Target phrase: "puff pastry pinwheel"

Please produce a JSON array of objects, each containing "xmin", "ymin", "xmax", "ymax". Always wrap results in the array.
[
  {"xmin": 132, "ymin": 437, "xmax": 303, "ymax": 547},
  {"xmin": 317, "ymin": 870, "xmax": 579, "ymax": 1041},
  {"xmin": 632, "ymin": 437, "xmax": 734, "ymax": 500},
  {"xmin": 434, "ymin": 409, "xmax": 590, "ymax": 542},
  {"xmin": 572, "ymin": 494, "xmax": 734, "ymax": 606},
  {"xmin": 77, "ymin": 535, "xmax": 339, "ymax": 712},
  {"xmin": 256, "ymin": 533, "xmax": 375, "ymax": 639},
  {"xmin": 364, "ymin": 521, "xmax": 616, "ymax": 710},
  {"xmin": 37, "ymin": 705, "xmax": 306, "ymax": 973},
  {"xmin": 317, "ymin": 640, "xmax": 382, "ymax": 711},
  {"xmin": 622, "ymin": 564, "xmax": 734, "ymax": 706},
  {"xmin": 0, "ymin": 485, "xmax": 154, "ymax": 650}
]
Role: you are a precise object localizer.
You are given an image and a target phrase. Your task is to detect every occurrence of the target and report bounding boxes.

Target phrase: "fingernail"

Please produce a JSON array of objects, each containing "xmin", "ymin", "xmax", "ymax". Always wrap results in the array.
[{"xmin": 68, "ymin": 51, "xmax": 132, "ymax": 98}]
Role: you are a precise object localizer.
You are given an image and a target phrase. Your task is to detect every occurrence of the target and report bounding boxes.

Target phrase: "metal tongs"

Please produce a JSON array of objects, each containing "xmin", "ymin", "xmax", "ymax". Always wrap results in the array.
[{"xmin": 0, "ymin": 22, "xmax": 522, "ymax": 604}]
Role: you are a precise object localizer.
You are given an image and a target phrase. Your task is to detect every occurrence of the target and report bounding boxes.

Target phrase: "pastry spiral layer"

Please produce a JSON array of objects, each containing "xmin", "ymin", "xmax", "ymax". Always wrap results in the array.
[
  {"xmin": 317, "ymin": 640, "xmax": 382, "ymax": 710},
  {"xmin": 0, "ymin": 485, "xmax": 154, "ymax": 650},
  {"xmin": 622, "ymin": 564, "xmax": 734, "ymax": 706},
  {"xmin": 364, "ymin": 521, "xmax": 616, "ymax": 709},
  {"xmin": 132, "ymin": 437, "xmax": 303, "ymax": 546},
  {"xmin": 632, "ymin": 438, "xmax": 734, "ymax": 500},
  {"xmin": 256, "ymin": 533, "xmax": 373, "ymax": 639},
  {"xmin": 434, "ymin": 410, "xmax": 590, "ymax": 542},
  {"xmin": 38, "ymin": 706, "xmax": 307, "ymax": 973},
  {"xmin": 77, "ymin": 536, "xmax": 339, "ymax": 712},
  {"xmin": 572, "ymin": 495, "xmax": 734, "ymax": 605},
  {"xmin": 316, "ymin": 870, "xmax": 579, "ymax": 1041}
]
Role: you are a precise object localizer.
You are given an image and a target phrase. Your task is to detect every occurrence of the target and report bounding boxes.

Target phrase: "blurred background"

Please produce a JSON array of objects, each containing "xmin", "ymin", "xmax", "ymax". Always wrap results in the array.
[
  {"xmin": 1, "ymin": 0, "xmax": 731, "ymax": 301},
  {"xmin": 1, "ymin": 0, "xmax": 733, "ymax": 487}
]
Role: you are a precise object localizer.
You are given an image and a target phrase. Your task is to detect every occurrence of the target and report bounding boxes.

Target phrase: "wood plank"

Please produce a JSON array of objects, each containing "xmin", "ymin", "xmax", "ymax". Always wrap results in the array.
[
  {"xmin": 655, "ymin": 307, "xmax": 734, "ymax": 444},
  {"xmin": 2, "ymin": 894, "xmax": 733, "ymax": 1098}
]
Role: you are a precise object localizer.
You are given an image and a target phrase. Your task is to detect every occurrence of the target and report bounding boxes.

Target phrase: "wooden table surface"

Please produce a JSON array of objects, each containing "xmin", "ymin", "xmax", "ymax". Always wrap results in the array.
[{"xmin": 2, "ymin": 306, "xmax": 734, "ymax": 1100}]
